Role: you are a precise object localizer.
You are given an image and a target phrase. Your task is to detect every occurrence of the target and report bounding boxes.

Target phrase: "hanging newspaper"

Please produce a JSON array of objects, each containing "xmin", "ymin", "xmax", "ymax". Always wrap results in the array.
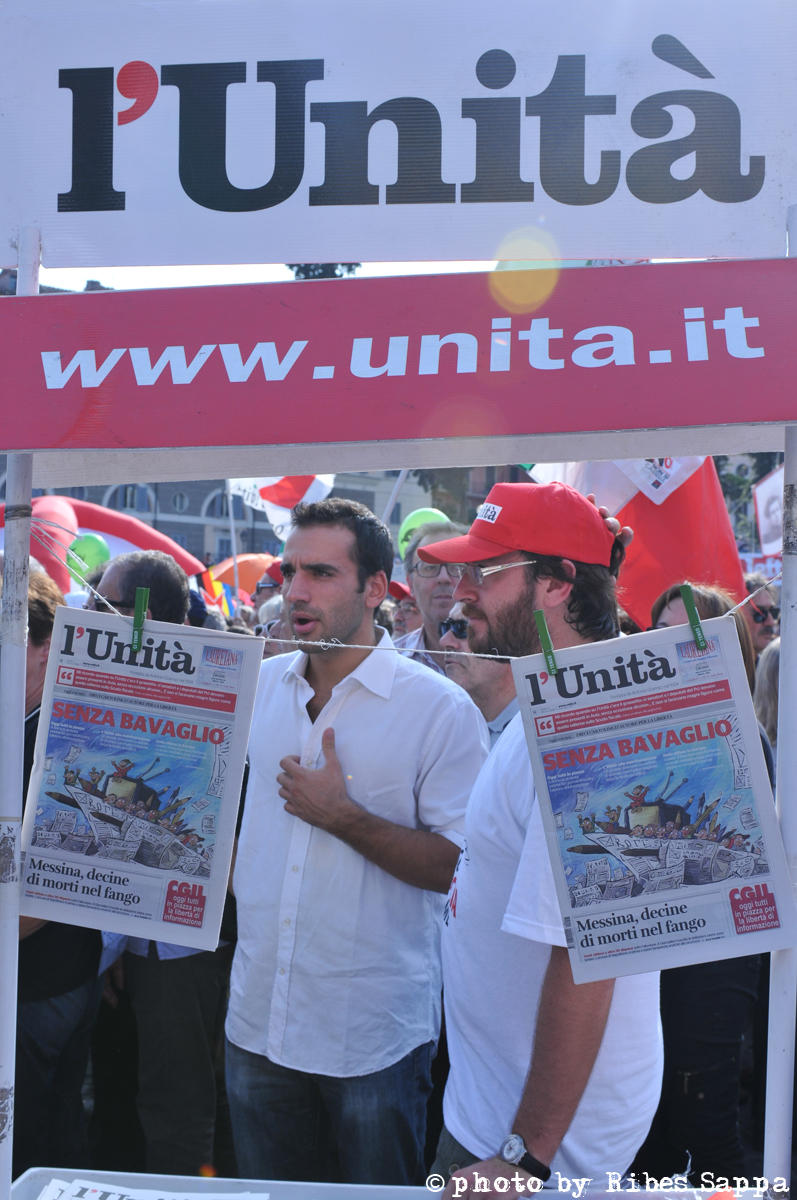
[
  {"xmin": 512, "ymin": 615, "xmax": 797, "ymax": 982},
  {"xmin": 20, "ymin": 607, "xmax": 262, "ymax": 950}
]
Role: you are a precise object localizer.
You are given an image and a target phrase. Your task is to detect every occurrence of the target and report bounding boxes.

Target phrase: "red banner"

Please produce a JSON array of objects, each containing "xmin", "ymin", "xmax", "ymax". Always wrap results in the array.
[{"xmin": 3, "ymin": 259, "xmax": 796, "ymax": 453}]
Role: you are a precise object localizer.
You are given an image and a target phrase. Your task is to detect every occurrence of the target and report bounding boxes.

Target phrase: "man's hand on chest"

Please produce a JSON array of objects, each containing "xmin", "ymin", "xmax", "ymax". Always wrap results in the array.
[{"xmin": 278, "ymin": 726, "xmax": 361, "ymax": 836}]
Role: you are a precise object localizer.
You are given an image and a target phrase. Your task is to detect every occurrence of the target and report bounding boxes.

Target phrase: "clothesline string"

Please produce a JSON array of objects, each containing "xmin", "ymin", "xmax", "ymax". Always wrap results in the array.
[{"xmin": 19, "ymin": 517, "xmax": 784, "ymax": 664}]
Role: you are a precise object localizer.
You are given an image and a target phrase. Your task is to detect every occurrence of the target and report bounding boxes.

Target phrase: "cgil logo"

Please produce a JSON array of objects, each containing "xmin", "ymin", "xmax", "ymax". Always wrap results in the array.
[
  {"xmin": 730, "ymin": 883, "xmax": 775, "ymax": 904},
  {"xmin": 167, "ymin": 879, "xmax": 206, "ymax": 900},
  {"xmin": 57, "ymin": 37, "xmax": 765, "ymax": 214}
]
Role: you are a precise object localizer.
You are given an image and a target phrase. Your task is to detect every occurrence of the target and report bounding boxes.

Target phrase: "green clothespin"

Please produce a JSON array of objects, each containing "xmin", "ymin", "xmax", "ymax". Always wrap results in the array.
[
  {"xmin": 534, "ymin": 609, "xmax": 558, "ymax": 675},
  {"xmin": 679, "ymin": 583, "xmax": 707, "ymax": 651},
  {"xmin": 132, "ymin": 587, "xmax": 149, "ymax": 652}
]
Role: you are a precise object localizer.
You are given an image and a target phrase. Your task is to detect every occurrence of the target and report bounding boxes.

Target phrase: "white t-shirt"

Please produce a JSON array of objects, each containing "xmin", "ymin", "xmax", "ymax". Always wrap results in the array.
[
  {"xmin": 443, "ymin": 715, "xmax": 663, "ymax": 1180},
  {"xmin": 227, "ymin": 629, "xmax": 489, "ymax": 1077}
]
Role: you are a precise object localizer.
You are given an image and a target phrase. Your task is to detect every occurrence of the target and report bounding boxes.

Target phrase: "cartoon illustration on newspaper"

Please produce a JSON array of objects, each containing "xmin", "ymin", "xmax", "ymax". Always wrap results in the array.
[
  {"xmin": 513, "ymin": 616, "xmax": 797, "ymax": 980},
  {"xmin": 21, "ymin": 608, "xmax": 261, "ymax": 949},
  {"xmin": 546, "ymin": 709, "xmax": 763, "ymax": 909},
  {"xmin": 28, "ymin": 709, "xmax": 227, "ymax": 878}
]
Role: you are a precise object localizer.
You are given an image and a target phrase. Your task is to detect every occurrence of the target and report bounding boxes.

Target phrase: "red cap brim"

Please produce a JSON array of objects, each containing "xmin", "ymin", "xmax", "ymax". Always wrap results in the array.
[{"xmin": 417, "ymin": 531, "xmax": 514, "ymax": 564}]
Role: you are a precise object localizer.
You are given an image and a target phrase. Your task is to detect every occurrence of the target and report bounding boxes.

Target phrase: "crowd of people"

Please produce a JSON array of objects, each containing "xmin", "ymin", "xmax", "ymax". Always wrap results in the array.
[{"xmin": 5, "ymin": 480, "xmax": 787, "ymax": 1194}]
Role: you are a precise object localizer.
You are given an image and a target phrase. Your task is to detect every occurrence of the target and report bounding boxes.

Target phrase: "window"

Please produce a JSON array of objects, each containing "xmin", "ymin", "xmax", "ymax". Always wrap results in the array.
[
  {"xmin": 206, "ymin": 490, "xmax": 245, "ymax": 520},
  {"xmin": 107, "ymin": 484, "xmax": 153, "ymax": 513}
]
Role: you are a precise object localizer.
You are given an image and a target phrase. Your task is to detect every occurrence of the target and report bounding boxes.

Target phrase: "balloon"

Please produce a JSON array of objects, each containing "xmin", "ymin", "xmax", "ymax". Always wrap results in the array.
[
  {"xmin": 397, "ymin": 507, "xmax": 449, "ymax": 557},
  {"xmin": 67, "ymin": 532, "xmax": 111, "ymax": 582},
  {"xmin": 28, "ymin": 495, "xmax": 79, "ymax": 594}
]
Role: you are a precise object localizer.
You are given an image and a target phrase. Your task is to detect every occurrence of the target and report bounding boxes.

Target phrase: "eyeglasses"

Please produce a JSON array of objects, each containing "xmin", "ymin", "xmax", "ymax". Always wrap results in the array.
[
  {"xmin": 411, "ymin": 561, "xmax": 461, "ymax": 580},
  {"xmin": 750, "ymin": 600, "xmax": 780, "ymax": 624},
  {"xmin": 397, "ymin": 599, "xmax": 419, "ymax": 614},
  {"xmin": 84, "ymin": 595, "xmax": 137, "ymax": 613},
  {"xmin": 439, "ymin": 617, "xmax": 469, "ymax": 639},
  {"xmin": 255, "ymin": 579, "xmax": 279, "ymax": 591},
  {"xmin": 449, "ymin": 559, "xmax": 537, "ymax": 587}
]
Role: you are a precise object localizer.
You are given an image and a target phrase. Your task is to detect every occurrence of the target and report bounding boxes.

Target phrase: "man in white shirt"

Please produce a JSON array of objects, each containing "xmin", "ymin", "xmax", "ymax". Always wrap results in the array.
[
  {"xmin": 225, "ymin": 498, "xmax": 488, "ymax": 1186},
  {"xmin": 416, "ymin": 483, "xmax": 663, "ymax": 1197}
]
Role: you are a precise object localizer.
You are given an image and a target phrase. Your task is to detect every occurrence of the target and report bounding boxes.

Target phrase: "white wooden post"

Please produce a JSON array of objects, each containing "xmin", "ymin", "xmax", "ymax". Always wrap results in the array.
[
  {"xmin": 763, "ymin": 422, "xmax": 797, "ymax": 1192},
  {"xmin": 0, "ymin": 225, "xmax": 39, "ymax": 1200}
]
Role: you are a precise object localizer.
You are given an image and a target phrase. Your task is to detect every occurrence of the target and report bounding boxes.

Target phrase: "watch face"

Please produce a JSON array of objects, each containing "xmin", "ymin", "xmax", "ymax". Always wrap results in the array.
[{"xmin": 500, "ymin": 1134, "xmax": 525, "ymax": 1164}]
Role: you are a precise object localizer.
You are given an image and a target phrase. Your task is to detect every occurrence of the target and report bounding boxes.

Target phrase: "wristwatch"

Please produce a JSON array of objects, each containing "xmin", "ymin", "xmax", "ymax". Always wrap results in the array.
[{"xmin": 498, "ymin": 1133, "xmax": 551, "ymax": 1181}]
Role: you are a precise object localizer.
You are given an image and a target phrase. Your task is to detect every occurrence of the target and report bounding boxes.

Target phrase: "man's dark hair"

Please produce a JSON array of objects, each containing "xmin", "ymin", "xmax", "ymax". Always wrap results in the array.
[
  {"xmin": 112, "ymin": 551, "xmax": 190, "ymax": 625},
  {"xmin": 291, "ymin": 498, "xmax": 393, "ymax": 588},
  {"xmin": 527, "ymin": 535, "xmax": 626, "ymax": 642},
  {"xmin": 28, "ymin": 572, "xmax": 66, "ymax": 645}
]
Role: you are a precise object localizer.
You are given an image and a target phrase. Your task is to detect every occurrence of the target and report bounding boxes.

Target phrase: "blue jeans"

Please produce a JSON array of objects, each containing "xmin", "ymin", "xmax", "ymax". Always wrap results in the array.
[
  {"xmin": 225, "ymin": 1037, "xmax": 434, "ymax": 1185},
  {"xmin": 431, "ymin": 1125, "xmax": 479, "ymax": 1181}
]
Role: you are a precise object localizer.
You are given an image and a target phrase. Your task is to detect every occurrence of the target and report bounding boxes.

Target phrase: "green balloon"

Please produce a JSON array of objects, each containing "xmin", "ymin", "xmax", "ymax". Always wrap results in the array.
[
  {"xmin": 397, "ymin": 507, "xmax": 449, "ymax": 557},
  {"xmin": 68, "ymin": 532, "xmax": 111, "ymax": 582}
]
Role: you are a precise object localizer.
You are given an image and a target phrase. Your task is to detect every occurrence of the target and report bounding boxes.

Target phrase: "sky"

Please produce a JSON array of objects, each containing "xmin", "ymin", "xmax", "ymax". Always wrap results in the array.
[{"xmin": 38, "ymin": 259, "xmax": 496, "ymax": 293}]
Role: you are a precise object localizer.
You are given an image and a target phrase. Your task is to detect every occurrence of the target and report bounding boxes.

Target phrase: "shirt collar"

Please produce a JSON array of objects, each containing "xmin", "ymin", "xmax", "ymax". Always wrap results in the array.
[{"xmin": 281, "ymin": 626, "xmax": 396, "ymax": 700}]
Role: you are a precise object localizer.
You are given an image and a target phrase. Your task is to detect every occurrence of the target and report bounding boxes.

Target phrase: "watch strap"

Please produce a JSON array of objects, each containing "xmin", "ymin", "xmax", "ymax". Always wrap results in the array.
[{"xmin": 518, "ymin": 1150, "xmax": 551, "ymax": 1182}]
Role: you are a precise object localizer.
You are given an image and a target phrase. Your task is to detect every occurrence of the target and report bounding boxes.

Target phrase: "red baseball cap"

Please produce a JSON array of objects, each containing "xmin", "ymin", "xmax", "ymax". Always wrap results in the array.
[
  {"xmin": 251, "ymin": 558, "xmax": 284, "ymax": 602},
  {"xmin": 388, "ymin": 580, "xmax": 412, "ymax": 601},
  {"xmin": 416, "ymin": 482, "xmax": 614, "ymax": 567},
  {"xmin": 265, "ymin": 558, "xmax": 284, "ymax": 586}
]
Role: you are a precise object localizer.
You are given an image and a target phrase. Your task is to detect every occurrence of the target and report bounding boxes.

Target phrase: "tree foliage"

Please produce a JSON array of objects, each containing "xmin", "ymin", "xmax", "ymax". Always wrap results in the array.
[
  {"xmin": 287, "ymin": 263, "xmax": 360, "ymax": 280},
  {"xmin": 713, "ymin": 452, "xmax": 783, "ymax": 550},
  {"xmin": 410, "ymin": 468, "xmax": 473, "ymax": 523}
]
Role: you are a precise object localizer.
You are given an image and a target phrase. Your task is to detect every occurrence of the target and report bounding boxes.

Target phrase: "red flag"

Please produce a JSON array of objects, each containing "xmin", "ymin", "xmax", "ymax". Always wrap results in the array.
[
  {"xmin": 227, "ymin": 475, "xmax": 334, "ymax": 538},
  {"xmin": 531, "ymin": 458, "xmax": 744, "ymax": 630}
]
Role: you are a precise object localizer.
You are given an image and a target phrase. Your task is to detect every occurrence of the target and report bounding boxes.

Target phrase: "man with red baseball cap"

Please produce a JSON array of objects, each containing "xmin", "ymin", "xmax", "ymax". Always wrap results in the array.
[
  {"xmin": 420, "ymin": 482, "xmax": 663, "ymax": 1197},
  {"xmin": 252, "ymin": 559, "xmax": 284, "ymax": 607},
  {"xmin": 387, "ymin": 580, "xmax": 423, "ymax": 639}
]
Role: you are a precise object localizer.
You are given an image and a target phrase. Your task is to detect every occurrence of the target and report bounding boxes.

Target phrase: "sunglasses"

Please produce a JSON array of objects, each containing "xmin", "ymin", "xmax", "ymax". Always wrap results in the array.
[
  {"xmin": 254, "ymin": 619, "xmax": 281, "ymax": 637},
  {"xmin": 439, "ymin": 617, "xmax": 469, "ymax": 639},
  {"xmin": 750, "ymin": 600, "xmax": 780, "ymax": 624},
  {"xmin": 84, "ymin": 594, "xmax": 137, "ymax": 613}
]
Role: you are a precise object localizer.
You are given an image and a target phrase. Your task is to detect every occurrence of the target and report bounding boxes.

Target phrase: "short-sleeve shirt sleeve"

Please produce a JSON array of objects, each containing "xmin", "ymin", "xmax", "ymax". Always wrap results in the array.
[{"xmin": 501, "ymin": 788, "xmax": 567, "ymax": 947}]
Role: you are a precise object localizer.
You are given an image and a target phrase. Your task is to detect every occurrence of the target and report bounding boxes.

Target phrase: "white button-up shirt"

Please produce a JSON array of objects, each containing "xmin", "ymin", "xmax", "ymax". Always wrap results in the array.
[{"xmin": 227, "ymin": 629, "xmax": 488, "ymax": 1077}]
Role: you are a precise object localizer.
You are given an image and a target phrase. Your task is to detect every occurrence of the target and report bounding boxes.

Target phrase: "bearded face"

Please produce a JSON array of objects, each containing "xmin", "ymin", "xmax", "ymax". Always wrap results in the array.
[{"xmin": 462, "ymin": 574, "xmax": 542, "ymax": 660}]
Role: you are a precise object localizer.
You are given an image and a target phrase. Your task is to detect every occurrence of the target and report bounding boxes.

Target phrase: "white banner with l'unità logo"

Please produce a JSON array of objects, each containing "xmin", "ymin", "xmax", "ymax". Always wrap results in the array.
[{"xmin": 1, "ymin": 0, "xmax": 795, "ymax": 266}]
